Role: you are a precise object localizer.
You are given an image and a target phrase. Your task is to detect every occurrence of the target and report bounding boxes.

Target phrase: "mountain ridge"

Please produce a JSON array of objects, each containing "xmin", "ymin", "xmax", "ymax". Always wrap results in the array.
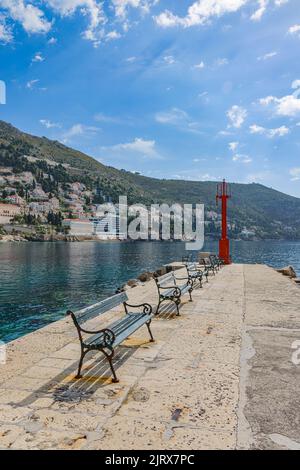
[{"xmin": 1, "ymin": 119, "xmax": 300, "ymax": 240}]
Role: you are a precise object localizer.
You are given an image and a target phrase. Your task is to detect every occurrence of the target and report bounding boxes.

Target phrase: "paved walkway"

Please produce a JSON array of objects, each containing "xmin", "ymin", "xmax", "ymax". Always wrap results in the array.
[{"xmin": 0, "ymin": 264, "xmax": 300, "ymax": 449}]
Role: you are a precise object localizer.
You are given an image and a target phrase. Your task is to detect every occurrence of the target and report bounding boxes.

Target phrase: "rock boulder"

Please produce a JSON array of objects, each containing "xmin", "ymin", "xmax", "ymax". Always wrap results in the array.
[{"xmin": 276, "ymin": 265, "xmax": 297, "ymax": 279}]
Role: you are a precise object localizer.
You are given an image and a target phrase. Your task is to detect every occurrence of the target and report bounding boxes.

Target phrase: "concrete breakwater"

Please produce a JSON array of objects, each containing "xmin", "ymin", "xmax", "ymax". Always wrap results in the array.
[{"xmin": 0, "ymin": 263, "xmax": 300, "ymax": 450}]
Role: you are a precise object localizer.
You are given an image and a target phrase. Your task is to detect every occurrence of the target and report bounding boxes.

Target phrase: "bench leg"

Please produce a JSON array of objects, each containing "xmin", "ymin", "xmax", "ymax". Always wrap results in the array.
[
  {"xmin": 175, "ymin": 299, "xmax": 180, "ymax": 316},
  {"xmin": 102, "ymin": 348, "xmax": 119, "ymax": 383},
  {"xmin": 146, "ymin": 320, "xmax": 154, "ymax": 342},
  {"xmin": 189, "ymin": 289, "xmax": 193, "ymax": 302},
  {"xmin": 75, "ymin": 348, "xmax": 88, "ymax": 379},
  {"xmin": 156, "ymin": 299, "xmax": 162, "ymax": 315}
]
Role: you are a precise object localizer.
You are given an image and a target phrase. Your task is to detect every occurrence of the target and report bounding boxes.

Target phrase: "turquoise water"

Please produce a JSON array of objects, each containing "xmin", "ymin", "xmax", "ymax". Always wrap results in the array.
[{"xmin": 1, "ymin": 240, "xmax": 300, "ymax": 342}]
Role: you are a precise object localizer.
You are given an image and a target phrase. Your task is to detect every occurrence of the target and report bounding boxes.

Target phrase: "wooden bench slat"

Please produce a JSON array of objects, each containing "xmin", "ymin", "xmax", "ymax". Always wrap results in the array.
[
  {"xmin": 114, "ymin": 314, "xmax": 152, "ymax": 346},
  {"xmin": 156, "ymin": 272, "xmax": 175, "ymax": 287},
  {"xmin": 74, "ymin": 292, "xmax": 128, "ymax": 324},
  {"xmin": 83, "ymin": 313, "xmax": 151, "ymax": 349}
]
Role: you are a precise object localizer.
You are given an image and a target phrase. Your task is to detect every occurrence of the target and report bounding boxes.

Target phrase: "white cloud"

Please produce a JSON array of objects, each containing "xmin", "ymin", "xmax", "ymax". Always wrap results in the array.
[
  {"xmin": 229, "ymin": 141, "xmax": 239, "ymax": 151},
  {"xmin": 227, "ymin": 105, "xmax": 247, "ymax": 128},
  {"xmin": 290, "ymin": 167, "xmax": 300, "ymax": 181},
  {"xmin": 44, "ymin": 1, "xmax": 156, "ymax": 46},
  {"xmin": 112, "ymin": 0, "xmax": 154, "ymax": 19},
  {"xmin": 107, "ymin": 137, "xmax": 161, "ymax": 159},
  {"xmin": 232, "ymin": 153, "xmax": 252, "ymax": 163},
  {"xmin": 0, "ymin": 19, "xmax": 12, "ymax": 43},
  {"xmin": 218, "ymin": 130, "xmax": 233, "ymax": 136},
  {"xmin": 0, "ymin": 1, "xmax": 156, "ymax": 46},
  {"xmin": 0, "ymin": 0, "xmax": 51, "ymax": 34},
  {"xmin": 155, "ymin": 0, "xmax": 287, "ymax": 28},
  {"xmin": 40, "ymin": 119, "xmax": 61, "ymax": 129},
  {"xmin": 62, "ymin": 123, "xmax": 100, "ymax": 142},
  {"xmin": 26, "ymin": 79, "xmax": 39, "ymax": 89},
  {"xmin": 125, "ymin": 56, "xmax": 137, "ymax": 63},
  {"xmin": 288, "ymin": 24, "xmax": 300, "ymax": 36},
  {"xmin": 229, "ymin": 141, "xmax": 252, "ymax": 164},
  {"xmin": 155, "ymin": 107, "xmax": 202, "ymax": 134},
  {"xmin": 193, "ymin": 61, "xmax": 205, "ymax": 69},
  {"xmin": 46, "ymin": 0, "xmax": 106, "ymax": 47},
  {"xmin": 292, "ymin": 80, "xmax": 300, "ymax": 89},
  {"xmin": 249, "ymin": 124, "xmax": 290, "ymax": 137},
  {"xmin": 155, "ymin": 108, "xmax": 190, "ymax": 125},
  {"xmin": 251, "ymin": 0, "xmax": 267, "ymax": 21},
  {"xmin": 163, "ymin": 55, "xmax": 176, "ymax": 65},
  {"xmin": 48, "ymin": 36, "xmax": 57, "ymax": 44},
  {"xmin": 257, "ymin": 51, "xmax": 277, "ymax": 61},
  {"xmin": 105, "ymin": 30, "xmax": 121, "ymax": 40},
  {"xmin": 155, "ymin": 0, "xmax": 248, "ymax": 28},
  {"xmin": 251, "ymin": 0, "xmax": 287, "ymax": 22},
  {"xmin": 214, "ymin": 57, "xmax": 228, "ymax": 66},
  {"xmin": 245, "ymin": 170, "xmax": 271, "ymax": 183},
  {"xmin": 259, "ymin": 81, "xmax": 300, "ymax": 117},
  {"xmin": 32, "ymin": 52, "xmax": 44, "ymax": 62},
  {"xmin": 259, "ymin": 96, "xmax": 275, "ymax": 106},
  {"xmin": 94, "ymin": 112, "xmax": 121, "ymax": 123}
]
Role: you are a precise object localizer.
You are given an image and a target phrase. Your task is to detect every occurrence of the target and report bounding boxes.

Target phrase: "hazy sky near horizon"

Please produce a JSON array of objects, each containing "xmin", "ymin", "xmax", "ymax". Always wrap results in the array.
[{"xmin": 1, "ymin": 1, "xmax": 300, "ymax": 196}]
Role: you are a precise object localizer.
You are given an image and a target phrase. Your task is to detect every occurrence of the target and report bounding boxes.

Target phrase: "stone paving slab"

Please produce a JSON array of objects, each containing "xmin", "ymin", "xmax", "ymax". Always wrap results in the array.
[{"xmin": 0, "ymin": 263, "xmax": 300, "ymax": 449}]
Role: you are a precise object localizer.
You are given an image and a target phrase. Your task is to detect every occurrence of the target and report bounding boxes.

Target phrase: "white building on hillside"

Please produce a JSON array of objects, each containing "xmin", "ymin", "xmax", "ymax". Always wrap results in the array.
[{"xmin": 62, "ymin": 219, "xmax": 94, "ymax": 236}]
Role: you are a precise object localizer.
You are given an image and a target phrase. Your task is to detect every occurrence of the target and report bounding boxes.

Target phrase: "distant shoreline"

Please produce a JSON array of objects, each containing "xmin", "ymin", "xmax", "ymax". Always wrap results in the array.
[{"xmin": 1, "ymin": 235, "xmax": 300, "ymax": 243}]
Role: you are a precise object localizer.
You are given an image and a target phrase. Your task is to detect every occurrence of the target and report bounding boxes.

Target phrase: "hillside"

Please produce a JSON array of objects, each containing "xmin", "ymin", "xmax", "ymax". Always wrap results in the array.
[{"xmin": 1, "ymin": 119, "xmax": 300, "ymax": 239}]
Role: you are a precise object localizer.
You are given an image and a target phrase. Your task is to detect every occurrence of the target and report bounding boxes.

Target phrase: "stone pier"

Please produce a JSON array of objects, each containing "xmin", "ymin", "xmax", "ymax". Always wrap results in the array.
[{"xmin": 0, "ymin": 264, "xmax": 300, "ymax": 450}]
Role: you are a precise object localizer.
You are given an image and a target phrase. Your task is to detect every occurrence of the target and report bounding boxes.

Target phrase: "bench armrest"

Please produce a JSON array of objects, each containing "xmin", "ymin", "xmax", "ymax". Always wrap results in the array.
[
  {"xmin": 158, "ymin": 286, "xmax": 181, "ymax": 298},
  {"xmin": 80, "ymin": 327, "xmax": 115, "ymax": 347},
  {"xmin": 158, "ymin": 285, "xmax": 177, "ymax": 290},
  {"xmin": 175, "ymin": 274, "xmax": 193, "ymax": 285},
  {"xmin": 123, "ymin": 302, "xmax": 152, "ymax": 315}
]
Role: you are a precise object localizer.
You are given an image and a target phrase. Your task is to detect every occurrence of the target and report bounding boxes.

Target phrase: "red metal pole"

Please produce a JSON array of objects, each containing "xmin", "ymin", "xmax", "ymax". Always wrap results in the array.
[
  {"xmin": 222, "ymin": 195, "xmax": 227, "ymax": 240},
  {"xmin": 216, "ymin": 179, "xmax": 231, "ymax": 264}
]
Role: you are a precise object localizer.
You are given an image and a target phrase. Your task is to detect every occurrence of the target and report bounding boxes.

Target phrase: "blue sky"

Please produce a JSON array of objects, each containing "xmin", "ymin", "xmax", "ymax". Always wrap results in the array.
[{"xmin": 1, "ymin": 1, "xmax": 300, "ymax": 196}]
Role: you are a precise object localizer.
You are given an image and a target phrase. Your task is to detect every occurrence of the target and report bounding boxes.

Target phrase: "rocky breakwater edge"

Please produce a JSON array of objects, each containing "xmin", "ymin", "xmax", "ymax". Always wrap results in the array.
[{"xmin": 118, "ymin": 263, "xmax": 182, "ymax": 292}]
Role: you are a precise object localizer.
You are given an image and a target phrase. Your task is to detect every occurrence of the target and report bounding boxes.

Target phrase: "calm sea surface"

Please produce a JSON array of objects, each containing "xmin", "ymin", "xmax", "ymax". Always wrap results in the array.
[{"xmin": 1, "ymin": 240, "xmax": 300, "ymax": 342}]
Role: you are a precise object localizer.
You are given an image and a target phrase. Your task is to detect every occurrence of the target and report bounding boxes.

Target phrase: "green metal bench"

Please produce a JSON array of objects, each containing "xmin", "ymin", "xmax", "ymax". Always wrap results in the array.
[
  {"xmin": 67, "ymin": 292, "xmax": 154, "ymax": 383},
  {"xmin": 154, "ymin": 271, "xmax": 193, "ymax": 316}
]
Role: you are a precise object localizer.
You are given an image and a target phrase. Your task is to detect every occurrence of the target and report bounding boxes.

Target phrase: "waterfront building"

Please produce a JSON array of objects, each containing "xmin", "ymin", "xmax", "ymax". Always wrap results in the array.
[
  {"xmin": 62, "ymin": 219, "xmax": 94, "ymax": 236},
  {"xmin": 0, "ymin": 203, "xmax": 21, "ymax": 224}
]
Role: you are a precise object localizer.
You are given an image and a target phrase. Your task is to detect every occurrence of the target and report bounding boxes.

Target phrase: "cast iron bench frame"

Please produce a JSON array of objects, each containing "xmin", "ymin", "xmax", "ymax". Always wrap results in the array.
[
  {"xmin": 198, "ymin": 256, "xmax": 216, "ymax": 276},
  {"xmin": 209, "ymin": 254, "xmax": 221, "ymax": 271},
  {"xmin": 185, "ymin": 262, "xmax": 206, "ymax": 287},
  {"xmin": 67, "ymin": 292, "xmax": 154, "ymax": 383},
  {"xmin": 154, "ymin": 270, "xmax": 193, "ymax": 316}
]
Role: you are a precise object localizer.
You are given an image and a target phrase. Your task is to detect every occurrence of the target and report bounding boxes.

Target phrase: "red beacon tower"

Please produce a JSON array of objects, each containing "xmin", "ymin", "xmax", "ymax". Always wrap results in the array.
[{"xmin": 216, "ymin": 179, "xmax": 231, "ymax": 265}]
